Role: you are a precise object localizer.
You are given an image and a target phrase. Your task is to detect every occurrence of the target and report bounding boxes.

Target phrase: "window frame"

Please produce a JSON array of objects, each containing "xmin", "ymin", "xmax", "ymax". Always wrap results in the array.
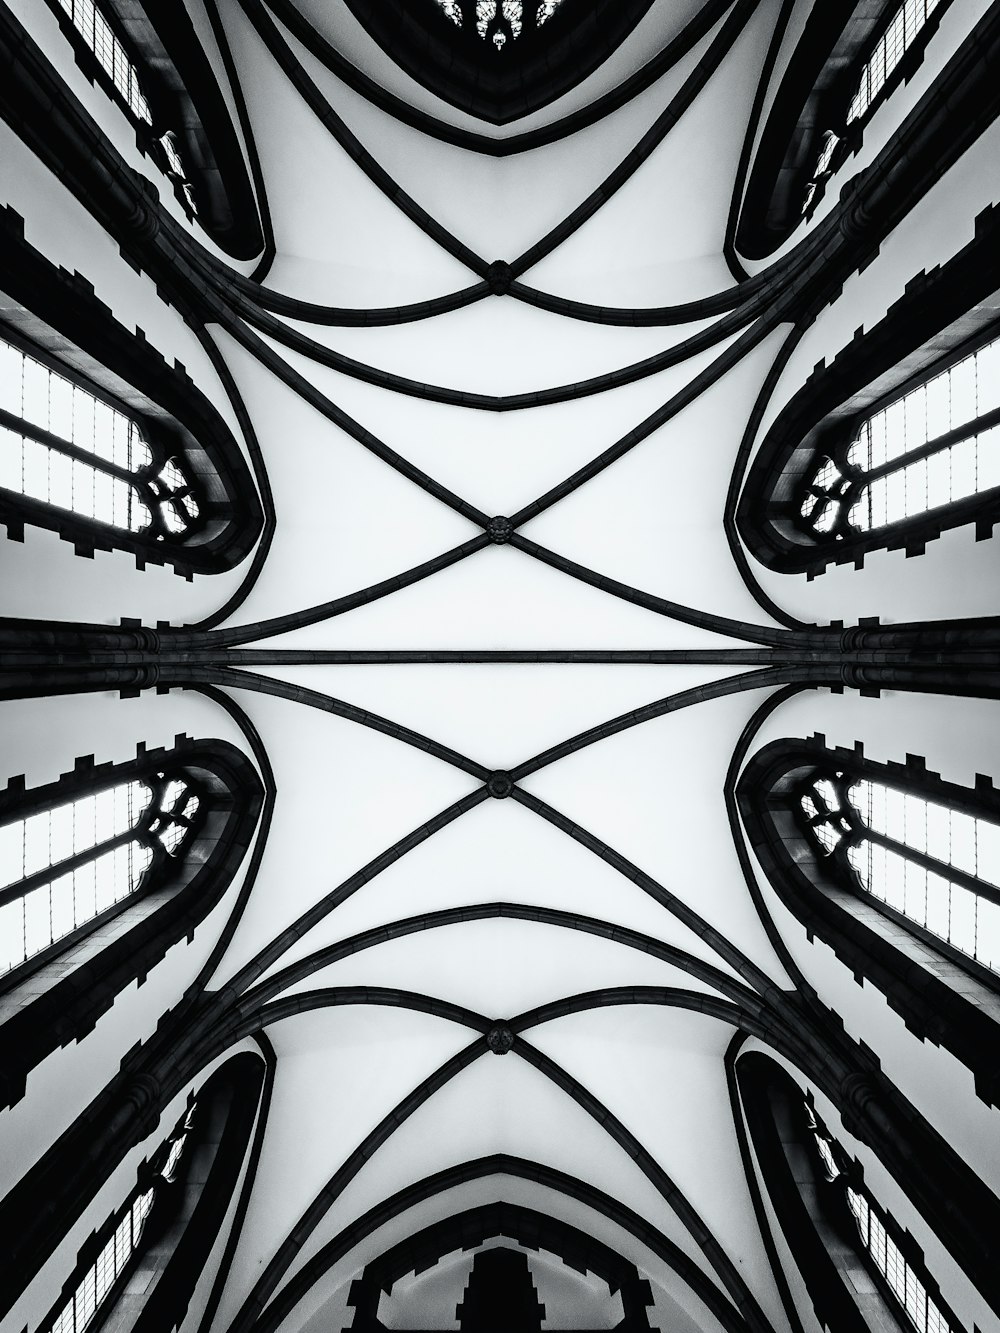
[
  {"xmin": 737, "ymin": 738, "xmax": 1000, "ymax": 1106},
  {"xmin": 735, "ymin": 227, "xmax": 1000, "ymax": 578},
  {"xmin": 0, "ymin": 323, "xmax": 211, "ymax": 554},
  {"xmin": 791, "ymin": 322, "xmax": 1000, "ymax": 554},
  {"xmin": 0, "ymin": 747, "xmax": 209, "ymax": 993},
  {"xmin": 42, "ymin": 0, "xmax": 199, "ymax": 221},
  {"xmin": 0, "ymin": 737, "xmax": 264, "ymax": 1109}
]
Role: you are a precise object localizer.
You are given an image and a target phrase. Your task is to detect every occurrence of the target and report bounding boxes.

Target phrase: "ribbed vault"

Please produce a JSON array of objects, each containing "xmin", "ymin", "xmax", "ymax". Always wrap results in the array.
[{"xmin": 1, "ymin": 4, "xmax": 999, "ymax": 1333}]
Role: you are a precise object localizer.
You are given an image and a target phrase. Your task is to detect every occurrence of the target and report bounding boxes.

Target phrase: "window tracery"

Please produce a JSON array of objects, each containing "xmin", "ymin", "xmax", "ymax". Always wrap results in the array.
[
  {"xmin": 798, "ymin": 334, "xmax": 1000, "ymax": 540},
  {"xmin": 48, "ymin": 1103, "xmax": 196, "ymax": 1333},
  {"xmin": 0, "ymin": 332, "xmax": 203, "ymax": 545},
  {"xmin": 0, "ymin": 767, "xmax": 201, "ymax": 977},
  {"xmin": 797, "ymin": 765, "xmax": 1000, "ymax": 976},
  {"xmin": 431, "ymin": 0, "xmax": 567, "ymax": 50}
]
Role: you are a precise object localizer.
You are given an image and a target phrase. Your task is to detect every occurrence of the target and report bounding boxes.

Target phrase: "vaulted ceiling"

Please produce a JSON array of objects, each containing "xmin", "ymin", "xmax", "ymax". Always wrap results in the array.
[{"xmin": 1, "ymin": 3, "xmax": 999, "ymax": 1333}]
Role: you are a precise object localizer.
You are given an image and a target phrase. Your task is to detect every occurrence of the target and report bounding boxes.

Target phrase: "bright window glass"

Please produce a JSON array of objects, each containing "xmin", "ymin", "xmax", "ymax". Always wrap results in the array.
[
  {"xmin": 847, "ymin": 0, "xmax": 944, "ymax": 124},
  {"xmin": 0, "ymin": 774, "xmax": 200, "ymax": 976},
  {"xmin": 800, "ymin": 773, "xmax": 1000, "ymax": 975},
  {"xmin": 55, "ymin": 0, "xmax": 152, "ymax": 122}
]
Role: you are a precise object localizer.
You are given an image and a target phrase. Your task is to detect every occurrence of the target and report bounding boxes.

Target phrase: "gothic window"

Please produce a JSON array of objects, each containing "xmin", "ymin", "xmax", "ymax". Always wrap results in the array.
[
  {"xmin": 48, "ymin": 0, "xmax": 198, "ymax": 216},
  {"xmin": 797, "ymin": 767, "xmax": 1000, "ymax": 977},
  {"xmin": 739, "ymin": 1056, "xmax": 966, "ymax": 1333},
  {"xmin": 797, "ymin": 333, "xmax": 1000, "ymax": 541},
  {"xmin": 737, "ymin": 739, "xmax": 1000, "ymax": 1103},
  {"xmin": 0, "ymin": 766, "xmax": 201, "ymax": 979},
  {"xmin": 802, "ymin": 0, "xmax": 946, "ymax": 217},
  {"xmin": 48, "ymin": 1102, "xmax": 197, "ymax": 1333},
  {"xmin": 803, "ymin": 1101, "xmax": 957, "ymax": 1333},
  {"xmin": 0, "ymin": 332, "xmax": 203, "ymax": 545},
  {"xmin": 0, "ymin": 739, "xmax": 264, "ymax": 1108}
]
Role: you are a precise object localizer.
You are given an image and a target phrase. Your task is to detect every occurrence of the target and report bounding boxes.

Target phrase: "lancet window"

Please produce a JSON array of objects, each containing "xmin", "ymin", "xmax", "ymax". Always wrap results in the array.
[
  {"xmin": 797, "ymin": 764, "xmax": 1000, "ymax": 978},
  {"xmin": 0, "ymin": 332, "xmax": 203, "ymax": 544},
  {"xmin": 798, "ymin": 333, "xmax": 1000, "ymax": 540},
  {"xmin": 804, "ymin": 1101, "xmax": 955, "ymax": 1333},
  {"xmin": 803, "ymin": 0, "xmax": 946, "ymax": 216},
  {"xmin": 0, "ymin": 766, "xmax": 201, "ymax": 978},
  {"xmin": 48, "ymin": 1102, "xmax": 196, "ymax": 1333},
  {"xmin": 50, "ymin": 0, "xmax": 198, "ymax": 214}
]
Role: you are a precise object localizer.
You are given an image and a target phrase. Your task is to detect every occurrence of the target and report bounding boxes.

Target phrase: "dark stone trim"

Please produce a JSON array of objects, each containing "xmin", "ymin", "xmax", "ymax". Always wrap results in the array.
[
  {"xmin": 0, "ymin": 737, "xmax": 264, "ymax": 1110},
  {"xmin": 735, "ymin": 201, "xmax": 1000, "ymax": 575},
  {"xmin": 736, "ymin": 736, "xmax": 1000, "ymax": 1105},
  {"xmin": 734, "ymin": 1, "xmax": 953, "ymax": 261},
  {"xmin": 337, "ymin": 0, "xmax": 655, "ymax": 126},
  {"xmin": 0, "ymin": 211, "xmax": 264, "ymax": 576},
  {"xmin": 344, "ymin": 1202, "xmax": 656, "ymax": 1330},
  {"xmin": 252, "ymin": 0, "xmax": 737, "ymax": 153}
]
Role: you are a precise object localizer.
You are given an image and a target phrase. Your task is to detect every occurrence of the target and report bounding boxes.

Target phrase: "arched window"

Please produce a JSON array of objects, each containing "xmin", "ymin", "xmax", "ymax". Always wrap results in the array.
[
  {"xmin": 739, "ymin": 1055, "xmax": 965, "ymax": 1333},
  {"xmin": 0, "ymin": 231, "xmax": 265, "ymax": 574},
  {"xmin": 49, "ymin": 0, "xmax": 198, "ymax": 218},
  {"xmin": 0, "ymin": 762, "xmax": 202, "ymax": 978},
  {"xmin": 796, "ymin": 765, "xmax": 1000, "ymax": 978},
  {"xmin": 430, "ymin": 0, "xmax": 569, "ymax": 52},
  {"xmin": 735, "ymin": 225, "xmax": 1000, "ymax": 576},
  {"xmin": 48, "ymin": 1101, "xmax": 197, "ymax": 1333},
  {"xmin": 803, "ymin": 1099, "xmax": 963, "ymax": 1333},
  {"xmin": 734, "ymin": 1, "xmax": 954, "ymax": 258},
  {"xmin": 737, "ymin": 739, "xmax": 1000, "ymax": 1101},
  {"xmin": 39, "ymin": 0, "xmax": 265, "ymax": 257},
  {"xmin": 802, "ymin": 0, "xmax": 947, "ymax": 217},
  {"xmin": 36, "ymin": 1053, "xmax": 267, "ymax": 1333},
  {"xmin": 0, "ymin": 332, "xmax": 203, "ymax": 548},
  {"xmin": 797, "ymin": 332, "xmax": 1000, "ymax": 542},
  {"xmin": 0, "ymin": 739, "xmax": 264, "ymax": 1109}
]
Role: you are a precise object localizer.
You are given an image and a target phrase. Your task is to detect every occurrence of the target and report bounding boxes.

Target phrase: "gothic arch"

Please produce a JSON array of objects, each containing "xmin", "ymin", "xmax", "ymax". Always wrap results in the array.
[{"xmin": 0, "ymin": 736, "xmax": 264, "ymax": 1108}]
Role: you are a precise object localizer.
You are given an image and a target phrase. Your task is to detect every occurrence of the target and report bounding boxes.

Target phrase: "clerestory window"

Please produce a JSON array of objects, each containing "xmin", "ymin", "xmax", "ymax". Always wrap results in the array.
[
  {"xmin": 802, "ymin": 0, "xmax": 946, "ymax": 217},
  {"xmin": 797, "ymin": 768, "xmax": 1000, "ymax": 977},
  {"xmin": 50, "ymin": 0, "xmax": 198, "ymax": 214},
  {"xmin": 0, "ymin": 332, "xmax": 203, "ymax": 544},
  {"xmin": 798, "ymin": 334, "xmax": 1000, "ymax": 540},
  {"xmin": 804, "ymin": 1101, "xmax": 956, "ymax": 1333},
  {"xmin": 48, "ymin": 1102, "xmax": 196, "ymax": 1333},
  {"xmin": 0, "ymin": 769, "xmax": 201, "ymax": 978}
]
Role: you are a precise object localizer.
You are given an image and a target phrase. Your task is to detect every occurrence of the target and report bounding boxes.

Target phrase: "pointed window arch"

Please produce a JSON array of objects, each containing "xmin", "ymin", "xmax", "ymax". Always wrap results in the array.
[
  {"xmin": 796, "ymin": 764, "xmax": 1000, "ymax": 978},
  {"xmin": 802, "ymin": 0, "xmax": 947, "ymax": 218},
  {"xmin": 0, "ymin": 738, "xmax": 263, "ymax": 1109},
  {"xmin": 0, "ymin": 761, "xmax": 203, "ymax": 979},
  {"xmin": 739, "ymin": 1055, "xmax": 966, "ymax": 1333},
  {"xmin": 736, "ymin": 227, "xmax": 1000, "ymax": 578},
  {"xmin": 738, "ymin": 738, "xmax": 1000, "ymax": 1102},
  {"xmin": 0, "ymin": 231, "xmax": 265, "ymax": 575},
  {"xmin": 0, "ymin": 332, "xmax": 203, "ymax": 548},
  {"xmin": 49, "ymin": 0, "xmax": 198, "ymax": 218},
  {"xmin": 797, "ymin": 332, "xmax": 1000, "ymax": 542},
  {"xmin": 38, "ymin": 1052, "xmax": 266, "ymax": 1333},
  {"xmin": 49, "ymin": 1101, "xmax": 197, "ymax": 1333}
]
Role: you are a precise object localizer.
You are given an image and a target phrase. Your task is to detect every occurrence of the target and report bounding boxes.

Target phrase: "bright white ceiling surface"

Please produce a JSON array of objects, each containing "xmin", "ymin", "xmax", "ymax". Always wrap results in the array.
[{"xmin": 6, "ymin": 1, "xmax": 998, "ymax": 1332}]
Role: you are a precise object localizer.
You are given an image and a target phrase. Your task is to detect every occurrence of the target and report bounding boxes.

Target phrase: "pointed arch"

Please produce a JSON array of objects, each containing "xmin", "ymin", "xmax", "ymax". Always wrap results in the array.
[{"xmin": 0, "ymin": 736, "xmax": 264, "ymax": 1108}]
